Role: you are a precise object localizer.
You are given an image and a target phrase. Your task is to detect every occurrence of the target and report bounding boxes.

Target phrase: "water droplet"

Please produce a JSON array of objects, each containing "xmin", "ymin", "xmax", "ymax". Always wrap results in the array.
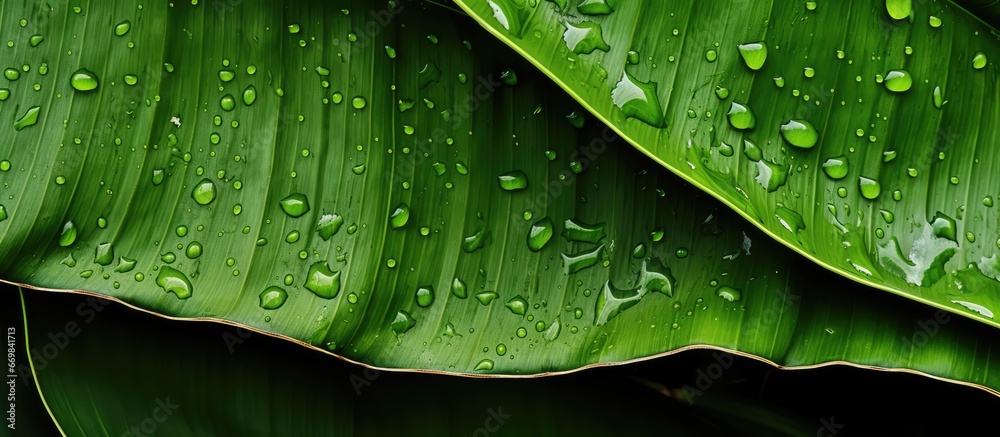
[
  {"xmin": 185, "ymin": 241, "xmax": 203, "ymax": 259},
  {"xmin": 463, "ymin": 224, "xmax": 488, "ymax": 253},
  {"xmin": 726, "ymin": 102, "xmax": 756, "ymax": 130},
  {"xmin": 804, "ymin": 67, "xmax": 815, "ymax": 78},
  {"xmin": 475, "ymin": 291, "xmax": 499, "ymax": 305},
  {"xmin": 243, "ymin": 85, "xmax": 257, "ymax": 106},
  {"xmin": 929, "ymin": 15, "xmax": 942, "ymax": 27},
  {"xmin": 94, "ymin": 243, "xmax": 114, "ymax": 266},
  {"xmin": 505, "ymin": 296, "xmax": 528, "ymax": 315},
  {"xmin": 594, "ymin": 281, "xmax": 643, "ymax": 325},
  {"xmin": 114, "ymin": 20, "xmax": 131, "ymax": 36},
  {"xmin": 883, "ymin": 70, "xmax": 912, "ymax": 92},
  {"xmin": 13, "ymin": 106, "xmax": 40, "ymax": 131},
  {"xmin": 859, "ymin": 177, "xmax": 881, "ymax": 200},
  {"xmin": 389, "ymin": 203, "xmax": 410, "ymax": 229},
  {"xmin": 775, "ymin": 206, "xmax": 806, "ymax": 233},
  {"xmin": 391, "ymin": 310, "xmax": 416, "ymax": 335},
  {"xmin": 716, "ymin": 286, "xmax": 742, "ymax": 302},
  {"xmin": 984, "ymin": 196, "xmax": 994, "ymax": 207},
  {"xmin": 218, "ymin": 69, "xmax": 235, "ymax": 82},
  {"xmin": 737, "ymin": 42, "xmax": 767, "ymax": 70},
  {"xmin": 451, "ymin": 277, "xmax": 468, "ymax": 299},
  {"xmin": 639, "ymin": 259, "xmax": 676, "ymax": 297},
  {"xmin": 742, "ymin": 139, "xmax": 762, "ymax": 162},
  {"xmin": 474, "ymin": 359, "xmax": 494, "ymax": 371},
  {"xmin": 415, "ymin": 285, "xmax": 434, "ymax": 307},
  {"xmin": 611, "ymin": 71, "xmax": 664, "ymax": 127},
  {"xmin": 279, "ymin": 193, "xmax": 310, "ymax": 217},
  {"xmin": 822, "ymin": 155, "xmax": 849, "ymax": 180},
  {"xmin": 754, "ymin": 160, "xmax": 789, "ymax": 192},
  {"xmin": 714, "ymin": 85, "xmax": 729, "ymax": 100},
  {"xmin": 191, "ymin": 178, "xmax": 217, "ymax": 205},
  {"xmin": 220, "ymin": 94, "xmax": 236, "ymax": 111},
  {"xmin": 562, "ymin": 20, "xmax": 610, "ymax": 54},
  {"xmin": 29, "ymin": 35, "xmax": 43, "ymax": 47},
  {"xmin": 705, "ymin": 49, "xmax": 718, "ymax": 62},
  {"xmin": 352, "ymin": 96, "xmax": 367, "ymax": 109},
  {"xmin": 780, "ymin": 119, "xmax": 819, "ymax": 148},
  {"xmin": 259, "ymin": 286, "xmax": 288, "ymax": 309},
  {"xmin": 773, "ymin": 77, "xmax": 785, "ymax": 88},
  {"xmin": 317, "ymin": 213, "xmax": 344, "ymax": 240},
  {"xmin": 70, "ymin": 68, "xmax": 99, "ymax": 91},
  {"xmin": 931, "ymin": 212, "xmax": 957, "ymax": 242},
  {"xmin": 932, "ymin": 86, "xmax": 946, "ymax": 109},
  {"xmin": 527, "ymin": 217, "xmax": 554, "ymax": 252},
  {"xmin": 498, "ymin": 170, "xmax": 528, "ymax": 191},
  {"xmin": 562, "ymin": 245, "xmax": 605, "ymax": 274},
  {"xmin": 577, "ymin": 0, "xmax": 614, "ymax": 14},
  {"xmin": 880, "ymin": 210, "xmax": 895, "ymax": 224},
  {"xmin": 973, "ymin": 52, "xmax": 987, "ymax": 70},
  {"xmin": 561, "ymin": 218, "xmax": 606, "ymax": 244},
  {"xmin": 885, "ymin": 0, "xmax": 912, "ymax": 20},
  {"xmin": 58, "ymin": 221, "xmax": 77, "ymax": 246},
  {"xmin": 156, "ymin": 266, "xmax": 192, "ymax": 299},
  {"xmin": 304, "ymin": 261, "xmax": 341, "ymax": 299},
  {"xmin": 675, "ymin": 247, "xmax": 689, "ymax": 258},
  {"xmin": 632, "ymin": 243, "xmax": 647, "ymax": 258}
]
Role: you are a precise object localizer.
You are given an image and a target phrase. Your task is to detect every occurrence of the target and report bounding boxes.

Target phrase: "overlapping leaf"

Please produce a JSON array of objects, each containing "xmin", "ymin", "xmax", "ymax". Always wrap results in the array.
[
  {"xmin": 454, "ymin": 0, "xmax": 1000, "ymax": 327},
  {"xmin": 2, "ymin": 0, "xmax": 1000, "ymax": 393}
]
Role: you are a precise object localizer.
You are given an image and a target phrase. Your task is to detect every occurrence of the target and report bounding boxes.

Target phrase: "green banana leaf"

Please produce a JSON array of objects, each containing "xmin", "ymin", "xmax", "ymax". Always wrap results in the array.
[
  {"xmin": 2, "ymin": 0, "xmax": 1000, "ymax": 391},
  {"xmin": 453, "ymin": 0, "xmax": 1000, "ymax": 328}
]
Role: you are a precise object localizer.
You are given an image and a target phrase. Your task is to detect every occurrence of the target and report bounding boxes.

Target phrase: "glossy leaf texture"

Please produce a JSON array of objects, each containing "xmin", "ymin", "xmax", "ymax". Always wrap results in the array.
[
  {"xmin": 454, "ymin": 0, "xmax": 1000, "ymax": 328},
  {"xmin": 2, "ymin": 0, "xmax": 1000, "ymax": 387}
]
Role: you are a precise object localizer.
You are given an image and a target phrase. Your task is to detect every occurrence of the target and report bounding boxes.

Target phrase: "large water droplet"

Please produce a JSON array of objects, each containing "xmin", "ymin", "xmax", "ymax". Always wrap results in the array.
[
  {"xmin": 475, "ymin": 291, "xmax": 499, "ymax": 305},
  {"xmin": 973, "ymin": 52, "xmax": 987, "ymax": 70},
  {"xmin": 859, "ymin": 177, "xmax": 881, "ymax": 200},
  {"xmin": 638, "ymin": 259, "xmax": 676, "ymax": 297},
  {"xmin": 259, "ymin": 286, "xmax": 288, "ymax": 309},
  {"xmin": 415, "ymin": 285, "xmax": 434, "ymax": 307},
  {"xmin": 448, "ymin": 277, "xmax": 468, "ymax": 299},
  {"xmin": 716, "ymin": 286, "xmax": 742, "ymax": 302},
  {"xmin": 611, "ymin": 71, "xmax": 664, "ymax": 127},
  {"xmin": 594, "ymin": 280, "xmax": 643, "ymax": 325},
  {"xmin": 94, "ymin": 242, "xmax": 114, "ymax": 266},
  {"xmin": 389, "ymin": 203, "xmax": 410, "ymax": 229},
  {"xmin": 191, "ymin": 178, "xmax": 217, "ymax": 205},
  {"xmin": 527, "ymin": 216, "xmax": 553, "ymax": 252},
  {"xmin": 561, "ymin": 218, "xmax": 605, "ymax": 243},
  {"xmin": 885, "ymin": 0, "xmax": 912, "ymax": 20},
  {"xmin": 562, "ymin": 245, "xmax": 605, "ymax": 274},
  {"xmin": 13, "ymin": 106, "xmax": 40, "ymax": 131},
  {"xmin": 883, "ymin": 70, "xmax": 912, "ymax": 92},
  {"xmin": 304, "ymin": 261, "xmax": 341, "ymax": 299},
  {"xmin": 70, "ymin": 69, "xmax": 99, "ymax": 91},
  {"xmin": 391, "ymin": 310, "xmax": 416, "ymax": 335},
  {"xmin": 58, "ymin": 221, "xmax": 77, "ymax": 246},
  {"xmin": 822, "ymin": 155, "xmax": 849, "ymax": 179},
  {"xmin": 279, "ymin": 193, "xmax": 310, "ymax": 217},
  {"xmin": 779, "ymin": 119, "xmax": 819, "ymax": 148},
  {"xmin": 505, "ymin": 296, "xmax": 528, "ymax": 315},
  {"xmin": 498, "ymin": 170, "xmax": 528, "ymax": 191},
  {"xmin": 114, "ymin": 20, "xmax": 131, "ymax": 36},
  {"xmin": 156, "ymin": 266, "xmax": 193, "ymax": 299},
  {"xmin": 562, "ymin": 21, "xmax": 610, "ymax": 54},
  {"xmin": 577, "ymin": 0, "xmax": 614, "ymax": 14},
  {"xmin": 727, "ymin": 102, "xmax": 755, "ymax": 130},
  {"xmin": 317, "ymin": 213, "xmax": 344, "ymax": 240},
  {"xmin": 737, "ymin": 42, "xmax": 767, "ymax": 70}
]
